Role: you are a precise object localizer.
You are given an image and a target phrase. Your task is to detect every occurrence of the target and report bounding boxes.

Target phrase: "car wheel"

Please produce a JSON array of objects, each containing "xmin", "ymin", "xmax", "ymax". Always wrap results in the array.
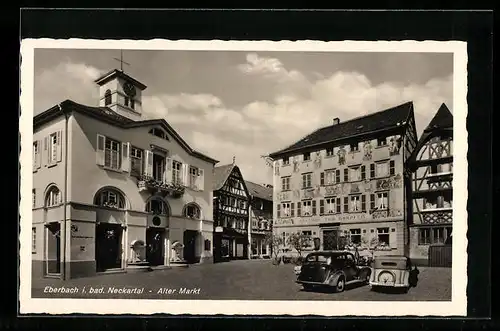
[{"xmin": 335, "ymin": 277, "xmax": 345, "ymax": 293}]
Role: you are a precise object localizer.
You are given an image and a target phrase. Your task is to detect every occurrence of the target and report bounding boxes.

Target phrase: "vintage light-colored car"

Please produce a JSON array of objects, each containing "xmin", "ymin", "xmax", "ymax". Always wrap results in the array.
[
  {"xmin": 369, "ymin": 255, "xmax": 418, "ymax": 292},
  {"xmin": 296, "ymin": 251, "xmax": 372, "ymax": 293}
]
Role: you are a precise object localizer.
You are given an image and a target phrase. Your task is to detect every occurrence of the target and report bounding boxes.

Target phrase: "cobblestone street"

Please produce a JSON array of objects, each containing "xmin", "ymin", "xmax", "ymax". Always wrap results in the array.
[{"xmin": 32, "ymin": 259, "xmax": 451, "ymax": 301}]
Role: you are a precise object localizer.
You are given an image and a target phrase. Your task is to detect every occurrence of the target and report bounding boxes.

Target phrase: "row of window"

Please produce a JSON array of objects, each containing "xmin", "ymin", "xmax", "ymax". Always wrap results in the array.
[
  {"xmin": 33, "ymin": 131, "xmax": 62, "ymax": 170},
  {"xmin": 216, "ymin": 216, "xmax": 247, "ymax": 230},
  {"xmin": 281, "ymin": 227, "xmax": 394, "ymax": 247},
  {"xmin": 97, "ymin": 134, "xmax": 205, "ymax": 191},
  {"xmin": 32, "ymin": 186, "xmax": 202, "ymax": 219},
  {"xmin": 283, "ymin": 136, "xmax": 400, "ymax": 164},
  {"xmin": 277, "ymin": 192, "xmax": 389, "ymax": 217},
  {"xmin": 418, "ymin": 226, "xmax": 452, "ymax": 245},
  {"xmin": 282, "ymin": 160, "xmax": 395, "ymax": 190},
  {"xmin": 251, "ymin": 220, "xmax": 271, "ymax": 230}
]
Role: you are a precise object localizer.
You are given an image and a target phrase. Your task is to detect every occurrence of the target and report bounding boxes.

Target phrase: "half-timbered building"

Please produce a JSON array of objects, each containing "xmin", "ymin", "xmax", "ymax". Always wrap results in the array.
[
  {"xmin": 245, "ymin": 181, "xmax": 273, "ymax": 258},
  {"xmin": 409, "ymin": 104, "xmax": 453, "ymax": 266},
  {"xmin": 268, "ymin": 102, "xmax": 418, "ymax": 257},
  {"xmin": 32, "ymin": 67, "xmax": 218, "ymax": 280},
  {"xmin": 212, "ymin": 161, "xmax": 251, "ymax": 262}
]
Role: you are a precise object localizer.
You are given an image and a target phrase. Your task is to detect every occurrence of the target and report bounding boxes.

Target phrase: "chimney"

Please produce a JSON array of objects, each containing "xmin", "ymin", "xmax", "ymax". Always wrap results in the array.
[{"xmin": 333, "ymin": 118, "xmax": 340, "ymax": 125}]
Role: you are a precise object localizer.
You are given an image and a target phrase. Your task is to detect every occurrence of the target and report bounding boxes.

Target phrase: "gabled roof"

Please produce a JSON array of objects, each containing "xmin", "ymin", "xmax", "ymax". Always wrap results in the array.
[
  {"xmin": 268, "ymin": 101, "xmax": 413, "ymax": 159},
  {"xmin": 212, "ymin": 164, "xmax": 235, "ymax": 191},
  {"xmin": 33, "ymin": 99, "xmax": 218, "ymax": 164},
  {"xmin": 423, "ymin": 103, "xmax": 453, "ymax": 133},
  {"xmin": 94, "ymin": 69, "xmax": 147, "ymax": 90},
  {"xmin": 245, "ymin": 180, "xmax": 273, "ymax": 201}
]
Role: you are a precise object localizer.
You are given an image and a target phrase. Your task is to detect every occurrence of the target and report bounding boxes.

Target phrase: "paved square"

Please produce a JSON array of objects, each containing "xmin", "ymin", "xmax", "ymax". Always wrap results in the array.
[{"xmin": 32, "ymin": 260, "xmax": 451, "ymax": 301}]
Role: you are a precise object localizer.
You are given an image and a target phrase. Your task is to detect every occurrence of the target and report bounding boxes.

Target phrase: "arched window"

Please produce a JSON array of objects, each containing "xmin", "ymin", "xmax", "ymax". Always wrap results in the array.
[
  {"xmin": 104, "ymin": 89, "xmax": 112, "ymax": 106},
  {"xmin": 45, "ymin": 185, "xmax": 61, "ymax": 207},
  {"xmin": 183, "ymin": 203, "xmax": 201, "ymax": 219},
  {"xmin": 145, "ymin": 197, "xmax": 170, "ymax": 215},
  {"xmin": 94, "ymin": 188, "xmax": 125, "ymax": 209}
]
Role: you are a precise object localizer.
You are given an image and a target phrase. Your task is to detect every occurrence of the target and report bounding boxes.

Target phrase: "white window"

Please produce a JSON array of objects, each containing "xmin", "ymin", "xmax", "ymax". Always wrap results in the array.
[
  {"xmin": 325, "ymin": 198, "xmax": 336, "ymax": 214},
  {"xmin": 45, "ymin": 186, "xmax": 61, "ymax": 207},
  {"xmin": 130, "ymin": 147, "xmax": 143, "ymax": 175},
  {"xmin": 350, "ymin": 195, "xmax": 361, "ymax": 212},
  {"xmin": 350, "ymin": 228, "xmax": 361, "ymax": 244},
  {"xmin": 184, "ymin": 204, "xmax": 201, "ymax": 219},
  {"xmin": 325, "ymin": 170, "xmax": 336, "ymax": 185},
  {"xmin": 94, "ymin": 189, "xmax": 125, "ymax": 209},
  {"xmin": 104, "ymin": 138, "xmax": 121, "ymax": 170},
  {"xmin": 281, "ymin": 177, "xmax": 290, "ymax": 190},
  {"xmin": 32, "ymin": 228, "xmax": 36, "ymax": 253},
  {"xmin": 172, "ymin": 161, "xmax": 182, "ymax": 185},
  {"xmin": 349, "ymin": 166, "xmax": 361, "ymax": 182},
  {"xmin": 32, "ymin": 189, "xmax": 36, "ymax": 208},
  {"xmin": 376, "ymin": 162, "xmax": 389, "ymax": 178},
  {"xmin": 189, "ymin": 166, "xmax": 198, "ymax": 188},
  {"xmin": 377, "ymin": 228, "xmax": 390, "ymax": 245},
  {"xmin": 302, "ymin": 173, "xmax": 312, "ymax": 188},
  {"xmin": 377, "ymin": 192, "xmax": 388, "ymax": 210},
  {"xmin": 302, "ymin": 200, "xmax": 312, "ymax": 216},
  {"xmin": 281, "ymin": 202, "xmax": 291, "ymax": 217}
]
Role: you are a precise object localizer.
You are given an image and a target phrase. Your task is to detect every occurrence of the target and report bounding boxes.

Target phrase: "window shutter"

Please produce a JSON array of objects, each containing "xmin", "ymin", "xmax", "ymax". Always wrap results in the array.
[
  {"xmin": 144, "ymin": 150, "xmax": 153, "ymax": 177},
  {"xmin": 370, "ymin": 163, "xmax": 375, "ymax": 178},
  {"xmin": 197, "ymin": 168, "xmax": 205, "ymax": 191},
  {"xmin": 96, "ymin": 134, "xmax": 105, "ymax": 166},
  {"xmin": 312, "ymin": 200, "xmax": 317, "ymax": 215},
  {"xmin": 361, "ymin": 165, "xmax": 366, "ymax": 180},
  {"xmin": 335, "ymin": 169, "xmax": 340, "ymax": 183},
  {"xmin": 36, "ymin": 140, "xmax": 42, "ymax": 169},
  {"xmin": 370, "ymin": 194, "xmax": 376, "ymax": 211},
  {"xmin": 344, "ymin": 168, "xmax": 349, "ymax": 182},
  {"xmin": 361, "ymin": 195, "xmax": 366, "ymax": 212},
  {"xmin": 42, "ymin": 136, "xmax": 48, "ymax": 166},
  {"xmin": 319, "ymin": 199, "xmax": 324, "ymax": 215},
  {"xmin": 291, "ymin": 202, "xmax": 295, "ymax": 217},
  {"xmin": 56, "ymin": 131, "xmax": 62, "ymax": 162},
  {"xmin": 165, "ymin": 157, "xmax": 173, "ymax": 183},
  {"xmin": 182, "ymin": 163, "xmax": 189, "ymax": 186},
  {"xmin": 389, "ymin": 160, "xmax": 395, "ymax": 175},
  {"xmin": 320, "ymin": 172, "xmax": 325, "ymax": 186},
  {"xmin": 336, "ymin": 197, "xmax": 341, "ymax": 213},
  {"xmin": 389, "ymin": 228, "xmax": 397, "ymax": 248},
  {"xmin": 277, "ymin": 204, "xmax": 281, "ymax": 218},
  {"xmin": 343, "ymin": 197, "xmax": 349, "ymax": 212},
  {"xmin": 121, "ymin": 142, "xmax": 130, "ymax": 172},
  {"xmin": 297, "ymin": 202, "xmax": 302, "ymax": 217}
]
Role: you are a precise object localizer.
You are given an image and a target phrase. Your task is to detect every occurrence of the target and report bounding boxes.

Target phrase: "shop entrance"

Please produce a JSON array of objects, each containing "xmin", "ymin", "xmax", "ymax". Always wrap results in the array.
[
  {"xmin": 183, "ymin": 230, "xmax": 198, "ymax": 264},
  {"xmin": 45, "ymin": 222, "xmax": 61, "ymax": 275},
  {"xmin": 95, "ymin": 223, "xmax": 123, "ymax": 272},
  {"xmin": 146, "ymin": 227, "xmax": 165, "ymax": 266}
]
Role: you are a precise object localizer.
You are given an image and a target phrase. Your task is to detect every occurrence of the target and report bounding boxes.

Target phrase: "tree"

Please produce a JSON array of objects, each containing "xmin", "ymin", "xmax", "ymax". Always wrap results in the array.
[
  {"xmin": 263, "ymin": 232, "xmax": 283, "ymax": 262},
  {"xmin": 287, "ymin": 232, "xmax": 311, "ymax": 258}
]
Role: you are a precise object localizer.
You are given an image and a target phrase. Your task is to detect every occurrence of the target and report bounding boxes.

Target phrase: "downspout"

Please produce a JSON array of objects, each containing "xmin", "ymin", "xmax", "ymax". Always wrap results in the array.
[{"xmin": 59, "ymin": 103, "xmax": 69, "ymax": 280}]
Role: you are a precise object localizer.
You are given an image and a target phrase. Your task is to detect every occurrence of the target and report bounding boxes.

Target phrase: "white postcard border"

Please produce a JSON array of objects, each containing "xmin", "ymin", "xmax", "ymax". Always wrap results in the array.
[{"xmin": 19, "ymin": 39, "xmax": 468, "ymax": 316}]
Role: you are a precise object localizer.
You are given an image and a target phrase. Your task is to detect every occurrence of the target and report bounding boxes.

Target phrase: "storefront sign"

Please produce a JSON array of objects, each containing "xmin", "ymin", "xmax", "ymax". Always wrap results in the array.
[{"xmin": 215, "ymin": 226, "xmax": 223, "ymax": 233}]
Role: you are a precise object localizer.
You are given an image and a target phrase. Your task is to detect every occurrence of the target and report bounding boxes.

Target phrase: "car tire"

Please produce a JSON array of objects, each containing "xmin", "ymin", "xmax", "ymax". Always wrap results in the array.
[{"xmin": 335, "ymin": 277, "xmax": 345, "ymax": 293}]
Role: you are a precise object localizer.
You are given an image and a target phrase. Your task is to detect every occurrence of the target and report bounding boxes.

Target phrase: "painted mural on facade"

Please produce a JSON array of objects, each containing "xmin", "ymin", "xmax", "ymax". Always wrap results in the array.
[
  {"xmin": 337, "ymin": 146, "xmax": 346, "ymax": 165},
  {"xmin": 389, "ymin": 135, "xmax": 402, "ymax": 156},
  {"xmin": 363, "ymin": 141, "xmax": 373, "ymax": 161}
]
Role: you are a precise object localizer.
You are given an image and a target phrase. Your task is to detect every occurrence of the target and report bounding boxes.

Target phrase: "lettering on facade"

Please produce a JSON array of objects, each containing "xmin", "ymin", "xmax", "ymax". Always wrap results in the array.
[
  {"xmin": 363, "ymin": 141, "xmax": 373, "ymax": 161},
  {"xmin": 337, "ymin": 146, "xmax": 346, "ymax": 165},
  {"xmin": 372, "ymin": 210, "xmax": 388, "ymax": 219},
  {"xmin": 376, "ymin": 173, "xmax": 402, "ymax": 190},
  {"xmin": 275, "ymin": 218, "xmax": 294, "ymax": 226}
]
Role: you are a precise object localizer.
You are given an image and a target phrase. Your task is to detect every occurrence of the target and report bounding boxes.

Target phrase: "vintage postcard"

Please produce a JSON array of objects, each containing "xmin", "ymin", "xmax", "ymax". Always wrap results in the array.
[{"xmin": 19, "ymin": 39, "xmax": 468, "ymax": 316}]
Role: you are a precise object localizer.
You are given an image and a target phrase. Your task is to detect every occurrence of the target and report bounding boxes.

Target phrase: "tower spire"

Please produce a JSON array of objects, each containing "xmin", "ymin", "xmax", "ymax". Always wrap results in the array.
[{"xmin": 113, "ymin": 50, "xmax": 130, "ymax": 73}]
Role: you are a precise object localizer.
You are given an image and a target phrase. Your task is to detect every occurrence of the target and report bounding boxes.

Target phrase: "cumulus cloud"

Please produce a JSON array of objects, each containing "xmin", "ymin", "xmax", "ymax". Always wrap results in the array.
[{"xmin": 34, "ymin": 54, "xmax": 453, "ymax": 185}]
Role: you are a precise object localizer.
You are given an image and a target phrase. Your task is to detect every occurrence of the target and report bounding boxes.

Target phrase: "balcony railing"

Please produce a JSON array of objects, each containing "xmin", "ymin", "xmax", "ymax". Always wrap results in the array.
[{"xmin": 137, "ymin": 175, "xmax": 185, "ymax": 197}]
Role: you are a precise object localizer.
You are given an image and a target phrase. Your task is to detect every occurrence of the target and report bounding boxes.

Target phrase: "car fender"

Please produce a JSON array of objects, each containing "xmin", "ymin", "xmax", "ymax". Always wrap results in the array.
[{"xmin": 326, "ymin": 270, "xmax": 345, "ymax": 286}]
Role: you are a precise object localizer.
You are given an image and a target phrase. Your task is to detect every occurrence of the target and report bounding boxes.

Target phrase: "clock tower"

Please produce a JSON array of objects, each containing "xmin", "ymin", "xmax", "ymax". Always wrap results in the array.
[{"xmin": 94, "ymin": 68, "xmax": 147, "ymax": 121}]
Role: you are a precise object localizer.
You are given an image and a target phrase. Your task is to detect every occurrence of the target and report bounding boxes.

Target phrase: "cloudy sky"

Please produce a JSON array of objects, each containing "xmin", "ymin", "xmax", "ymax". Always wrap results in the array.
[{"xmin": 34, "ymin": 49, "xmax": 453, "ymax": 185}]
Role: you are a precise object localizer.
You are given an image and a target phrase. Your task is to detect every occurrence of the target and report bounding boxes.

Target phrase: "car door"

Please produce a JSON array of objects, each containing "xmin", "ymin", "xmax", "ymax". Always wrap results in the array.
[{"xmin": 344, "ymin": 253, "xmax": 358, "ymax": 281}]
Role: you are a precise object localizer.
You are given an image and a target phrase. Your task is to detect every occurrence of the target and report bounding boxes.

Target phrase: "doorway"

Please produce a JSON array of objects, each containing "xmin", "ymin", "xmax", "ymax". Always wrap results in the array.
[
  {"xmin": 95, "ymin": 223, "xmax": 123, "ymax": 272},
  {"xmin": 152, "ymin": 153, "xmax": 165, "ymax": 182},
  {"xmin": 45, "ymin": 222, "xmax": 61, "ymax": 275},
  {"xmin": 183, "ymin": 230, "xmax": 198, "ymax": 263},
  {"xmin": 146, "ymin": 227, "xmax": 164, "ymax": 266},
  {"xmin": 322, "ymin": 229, "xmax": 339, "ymax": 250}
]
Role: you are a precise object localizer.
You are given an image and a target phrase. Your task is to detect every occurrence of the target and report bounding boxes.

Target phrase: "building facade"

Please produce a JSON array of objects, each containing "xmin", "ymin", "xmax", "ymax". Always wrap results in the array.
[
  {"xmin": 32, "ymin": 68, "xmax": 218, "ymax": 280},
  {"xmin": 409, "ymin": 104, "xmax": 453, "ymax": 266},
  {"xmin": 246, "ymin": 181, "xmax": 273, "ymax": 258},
  {"xmin": 212, "ymin": 162, "xmax": 251, "ymax": 262},
  {"xmin": 268, "ymin": 102, "xmax": 418, "ymax": 257}
]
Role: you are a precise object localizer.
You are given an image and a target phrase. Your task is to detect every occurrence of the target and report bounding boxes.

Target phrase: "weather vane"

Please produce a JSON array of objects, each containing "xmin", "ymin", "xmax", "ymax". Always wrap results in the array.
[{"xmin": 113, "ymin": 50, "xmax": 130, "ymax": 72}]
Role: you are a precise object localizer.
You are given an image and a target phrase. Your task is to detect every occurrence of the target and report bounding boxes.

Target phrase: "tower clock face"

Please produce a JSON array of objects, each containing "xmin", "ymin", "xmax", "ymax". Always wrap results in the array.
[{"xmin": 123, "ymin": 82, "xmax": 136, "ymax": 97}]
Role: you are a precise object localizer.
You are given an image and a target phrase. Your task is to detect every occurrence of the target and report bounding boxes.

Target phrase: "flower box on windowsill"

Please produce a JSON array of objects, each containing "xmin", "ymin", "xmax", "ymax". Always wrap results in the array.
[{"xmin": 137, "ymin": 176, "xmax": 185, "ymax": 197}]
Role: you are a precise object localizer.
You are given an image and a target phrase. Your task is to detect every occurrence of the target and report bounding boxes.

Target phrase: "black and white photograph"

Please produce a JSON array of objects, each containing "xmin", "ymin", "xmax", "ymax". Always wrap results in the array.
[{"xmin": 19, "ymin": 39, "xmax": 468, "ymax": 316}]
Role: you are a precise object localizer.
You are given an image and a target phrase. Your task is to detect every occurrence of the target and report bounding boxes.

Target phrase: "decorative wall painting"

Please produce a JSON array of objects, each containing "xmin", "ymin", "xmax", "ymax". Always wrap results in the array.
[
  {"xmin": 314, "ymin": 151, "xmax": 322, "ymax": 169},
  {"xmin": 389, "ymin": 136, "xmax": 401, "ymax": 156},
  {"xmin": 337, "ymin": 146, "xmax": 346, "ymax": 165},
  {"xmin": 363, "ymin": 141, "xmax": 373, "ymax": 161},
  {"xmin": 274, "ymin": 160, "xmax": 280, "ymax": 176},
  {"xmin": 293, "ymin": 156, "xmax": 300, "ymax": 172}
]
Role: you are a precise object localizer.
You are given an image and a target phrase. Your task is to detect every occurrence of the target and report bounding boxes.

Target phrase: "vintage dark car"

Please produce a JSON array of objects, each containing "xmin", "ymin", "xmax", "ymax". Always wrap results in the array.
[
  {"xmin": 296, "ymin": 251, "xmax": 372, "ymax": 293},
  {"xmin": 369, "ymin": 255, "xmax": 419, "ymax": 292}
]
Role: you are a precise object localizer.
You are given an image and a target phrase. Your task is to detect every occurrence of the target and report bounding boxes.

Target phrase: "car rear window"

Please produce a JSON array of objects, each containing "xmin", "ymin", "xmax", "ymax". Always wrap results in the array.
[{"xmin": 381, "ymin": 262, "xmax": 398, "ymax": 267}]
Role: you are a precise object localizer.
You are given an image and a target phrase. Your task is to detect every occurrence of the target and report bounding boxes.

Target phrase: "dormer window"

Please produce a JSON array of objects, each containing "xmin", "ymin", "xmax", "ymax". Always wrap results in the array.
[
  {"xmin": 303, "ymin": 152, "xmax": 311, "ymax": 161},
  {"xmin": 326, "ymin": 147, "xmax": 334, "ymax": 156},
  {"xmin": 350, "ymin": 143, "xmax": 359, "ymax": 152},
  {"xmin": 149, "ymin": 128, "xmax": 167, "ymax": 140},
  {"xmin": 377, "ymin": 137, "xmax": 387, "ymax": 146},
  {"xmin": 104, "ymin": 89, "xmax": 112, "ymax": 106},
  {"xmin": 282, "ymin": 157, "xmax": 290, "ymax": 165}
]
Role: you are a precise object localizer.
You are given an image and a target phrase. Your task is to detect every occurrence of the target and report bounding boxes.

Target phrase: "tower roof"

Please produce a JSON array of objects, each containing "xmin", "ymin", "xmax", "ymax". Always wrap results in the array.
[
  {"xmin": 423, "ymin": 103, "xmax": 453, "ymax": 133},
  {"xmin": 94, "ymin": 69, "xmax": 147, "ymax": 90}
]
